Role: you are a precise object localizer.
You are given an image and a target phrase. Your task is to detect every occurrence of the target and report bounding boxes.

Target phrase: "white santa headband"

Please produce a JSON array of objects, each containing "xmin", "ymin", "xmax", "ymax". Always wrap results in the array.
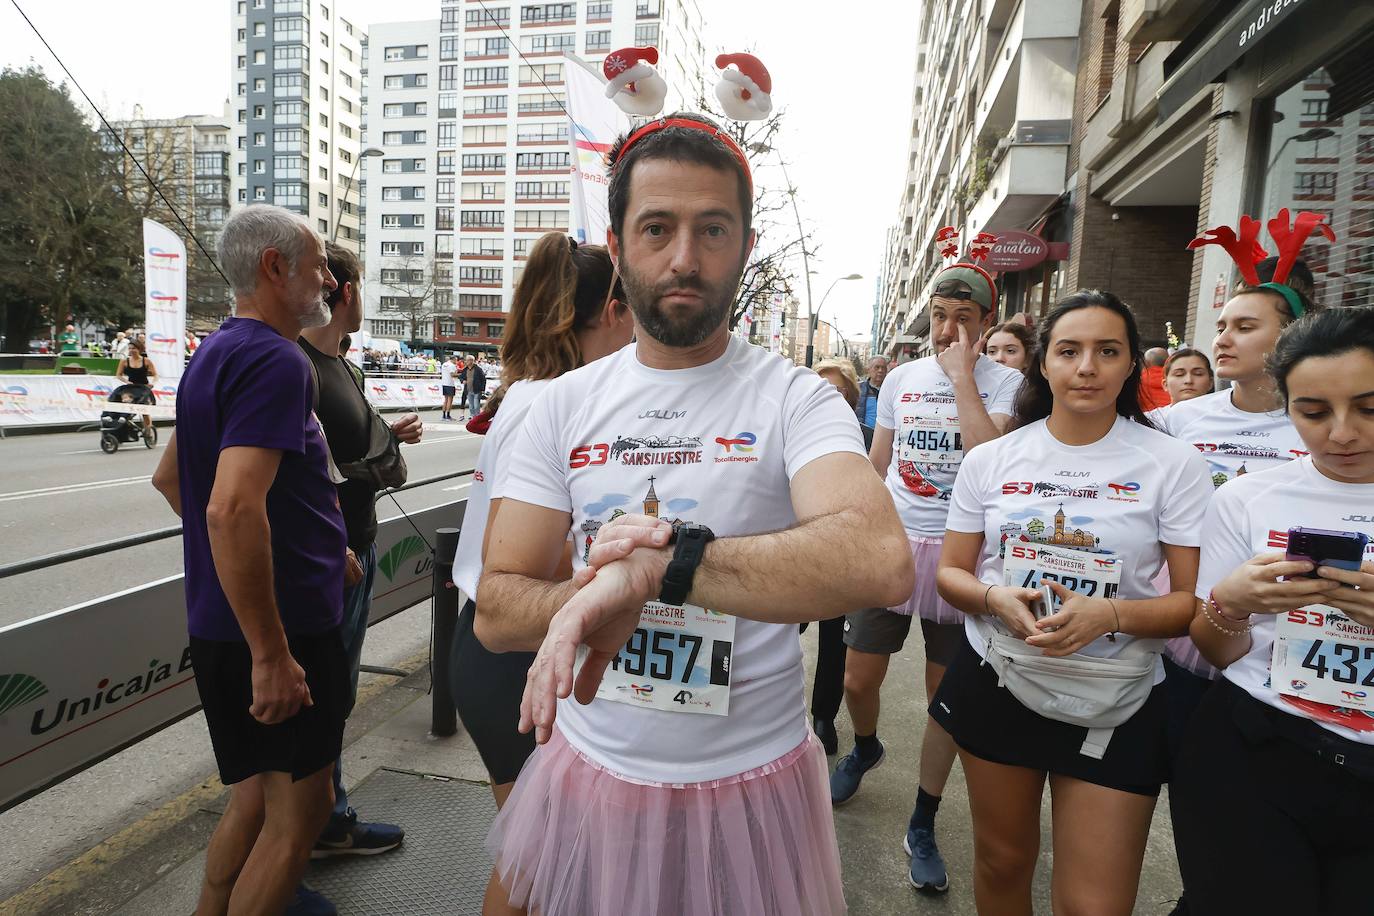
[{"xmin": 601, "ymin": 46, "xmax": 774, "ymax": 122}]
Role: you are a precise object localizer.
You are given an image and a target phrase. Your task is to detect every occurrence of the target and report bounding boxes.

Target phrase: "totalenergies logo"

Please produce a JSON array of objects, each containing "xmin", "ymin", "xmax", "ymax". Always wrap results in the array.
[
  {"xmin": 371, "ymin": 385, "xmax": 389, "ymax": 396},
  {"xmin": 147, "ymin": 247, "xmax": 181, "ymax": 260},
  {"xmin": 1106, "ymin": 481, "xmax": 1141, "ymax": 502},
  {"xmin": 4, "ymin": 385, "xmax": 28, "ymax": 396},
  {"xmin": 153, "ymin": 387, "xmax": 177, "ymax": 399},
  {"xmin": 714, "ymin": 432, "xmax": 756, "ymax": 453},
  {"xmin": 75, "ymin": 384, "xmax": 112, "ymax": 399},
  {"xmin": 148, "ymin": 291, "xmax": 179, "ymax": 303},
  {"xmin": 400, "ymin": 385, "xmax": 415, "ymax": 395},
  {"xmin": 149, "ymin": 333, "xmax": 177, "ymax": 344}
]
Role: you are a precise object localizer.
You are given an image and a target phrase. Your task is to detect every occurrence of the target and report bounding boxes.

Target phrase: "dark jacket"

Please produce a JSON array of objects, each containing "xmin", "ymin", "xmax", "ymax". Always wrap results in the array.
[{"xmin": 462, "ymin": 363, "xmax": 487, "ymax": 398}]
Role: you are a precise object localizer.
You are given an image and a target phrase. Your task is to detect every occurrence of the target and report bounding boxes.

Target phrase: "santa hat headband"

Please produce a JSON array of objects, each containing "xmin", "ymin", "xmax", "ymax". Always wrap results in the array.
[
  {"xmin": 612, "ymin": 117, "xmax": 754, "ymax": 194},
  {"xmin": 1187, "ymin": 208, "xmax": 1334, "ymax": 318}
]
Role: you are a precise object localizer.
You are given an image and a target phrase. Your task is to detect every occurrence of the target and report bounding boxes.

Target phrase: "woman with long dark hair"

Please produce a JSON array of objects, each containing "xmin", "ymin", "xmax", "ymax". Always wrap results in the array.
[
  {"xmin": 1174, "ymin": 306, "xmax": 1374, "ymax": 914},
  {"xmin": 930, "ymin": 290, "xmax": 1212, "ymax": 914},
  {"xmin": 449, "ymin": 231, "xmax": 632, "ymax": 915}
]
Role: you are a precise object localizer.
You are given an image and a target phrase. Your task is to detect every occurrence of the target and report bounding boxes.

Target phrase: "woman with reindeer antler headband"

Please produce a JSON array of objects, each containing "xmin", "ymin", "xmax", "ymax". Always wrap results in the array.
[
  {"xmin": 827, "ymin": 229, "xmax": 1024, "ymax": 896},
  {"xmin": 1152, "ymin": 209, "xmax": 1333, "ymax": 914}
]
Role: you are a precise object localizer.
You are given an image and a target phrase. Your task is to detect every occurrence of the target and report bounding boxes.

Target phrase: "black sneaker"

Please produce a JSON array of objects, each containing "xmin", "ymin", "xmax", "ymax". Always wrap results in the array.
[{"xmin": 312, "ymin": 808, "xmax": 405, "ymax": 859}]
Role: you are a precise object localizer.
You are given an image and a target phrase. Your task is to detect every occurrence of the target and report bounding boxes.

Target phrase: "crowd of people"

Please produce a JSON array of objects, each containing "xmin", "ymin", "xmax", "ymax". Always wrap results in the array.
[{"xmin": 150, "ymin": 110, "xmax": 1371, "ymax": 916}]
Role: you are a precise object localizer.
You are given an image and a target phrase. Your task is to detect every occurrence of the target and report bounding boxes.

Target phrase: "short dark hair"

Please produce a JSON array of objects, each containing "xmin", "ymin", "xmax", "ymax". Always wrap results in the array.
[
  {"xmin": 324, "ymin": 241, "xmax": 361, "ymax": 309},
  {"xmin": 606, "ymin": 112, "xmax": 752, "ymax": 241},
  {"xmin": 1270, "ymin": 306, "xmax": 1374, "ymax": 404},
  {"xmin": 1013, "ymin": 289, "xmax": 1155, "ymax": 430}
]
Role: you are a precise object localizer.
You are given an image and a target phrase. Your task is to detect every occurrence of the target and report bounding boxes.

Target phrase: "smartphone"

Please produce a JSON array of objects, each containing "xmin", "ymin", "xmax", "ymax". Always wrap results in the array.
[
  {"xmin": 1035, "ymin": 583, "xmax": 1057, "ymax": 620},
  {"xmin": 1285, "ymin": 527, "xmax": 1368, "ymax": 578}
]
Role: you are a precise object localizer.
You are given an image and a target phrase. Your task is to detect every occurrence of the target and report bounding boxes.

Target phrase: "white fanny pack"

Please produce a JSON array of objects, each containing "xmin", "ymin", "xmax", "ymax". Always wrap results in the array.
[{"xmin": 980, "ymin": 632, "xmax": 1161, "ymax": 759}]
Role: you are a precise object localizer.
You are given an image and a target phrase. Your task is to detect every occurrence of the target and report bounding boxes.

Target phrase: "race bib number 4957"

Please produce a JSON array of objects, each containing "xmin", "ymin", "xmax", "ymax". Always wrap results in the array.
[
  {"xmin": 597, "ymin": 601, "xmax": 735, "ymax": 716},
  {"xmin": 1273, "ymin": 606, "xmax": 1374, "ymax": 713}
]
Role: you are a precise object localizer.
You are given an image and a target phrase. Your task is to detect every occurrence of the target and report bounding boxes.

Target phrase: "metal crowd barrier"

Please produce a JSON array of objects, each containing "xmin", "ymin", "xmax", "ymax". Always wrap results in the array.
[{"xmin": 0, "ymin": 471, "xmax": 471, "ymax": 813}]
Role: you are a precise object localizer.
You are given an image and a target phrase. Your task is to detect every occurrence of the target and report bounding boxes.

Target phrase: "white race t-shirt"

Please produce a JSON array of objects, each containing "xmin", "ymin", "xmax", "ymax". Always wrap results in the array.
[
  {"xmin": 453, "ymin": 379, "xmax": 552, "ymax": 600},
  {"xmin": 496, "ymin": 336, "xmax": 867, "ymax": 782},
  {"xmin": 946, "ymin": 416, "xmax": 1213, "ymax": 680},
  {"xmin": 1195, "ymin": 458, "xmax": 1374, "ymax": 745},
  {"xmin": 1160, "ymin": 389, "xmax": 1307, "ymax": 488},
  {"xmin": 877, "ymin": 354, "xmax": 1022, "ymax": 537},
  {"xmin": 440, "ymin": 360, "xmax": 456, "ymax": 386}
]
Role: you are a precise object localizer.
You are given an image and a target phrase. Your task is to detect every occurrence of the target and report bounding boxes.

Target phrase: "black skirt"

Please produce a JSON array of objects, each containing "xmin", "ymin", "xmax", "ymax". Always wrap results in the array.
[{"xmin": 929, "ymin": 636, "xmax": 1170, "ymax": 796}]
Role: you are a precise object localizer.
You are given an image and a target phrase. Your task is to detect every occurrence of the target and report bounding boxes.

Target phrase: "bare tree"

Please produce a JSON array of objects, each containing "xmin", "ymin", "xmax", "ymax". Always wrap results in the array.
[{"xmin": 377, "ymin": 253, "xmax": 441, "ymax": 343}]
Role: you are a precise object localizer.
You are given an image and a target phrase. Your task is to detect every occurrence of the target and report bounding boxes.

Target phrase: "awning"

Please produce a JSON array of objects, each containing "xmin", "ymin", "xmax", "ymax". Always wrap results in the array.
[{"xmin": 1156, "ymin": 0, "xmax": 1319, "ymax": 120}]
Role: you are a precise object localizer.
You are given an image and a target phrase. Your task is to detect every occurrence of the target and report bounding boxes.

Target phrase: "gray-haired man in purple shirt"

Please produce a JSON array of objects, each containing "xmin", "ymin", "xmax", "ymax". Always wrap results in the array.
[{"xmin": 153, "ymin": 204, "xmax": 355, "ymax": 916}]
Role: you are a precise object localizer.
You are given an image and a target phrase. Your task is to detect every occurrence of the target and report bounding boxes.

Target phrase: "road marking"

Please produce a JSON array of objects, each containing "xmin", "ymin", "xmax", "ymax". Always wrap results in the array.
[
  {"xmin": 58, "ymin": 442, "xmax": 168, "ymax": 456},
  {"xmin": 0, "ymin": 475, "xmax": 154, "ymax": 502},
  {"xmin": 441, "ymin": 481, "xmax": 474, "ymax": 492}
]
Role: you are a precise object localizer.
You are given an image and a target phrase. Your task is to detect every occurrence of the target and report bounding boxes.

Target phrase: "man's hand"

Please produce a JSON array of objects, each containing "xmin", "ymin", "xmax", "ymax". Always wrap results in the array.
[
  {"xmin": 519, "ymin": 553, "xmax": 668, "ymax": 744},
  {"xmin": 935, "ymin": 323, "xmax": 984, "ymax": 383},
  {"xmin": 249, "ymin": 651, "xmax": 312, "ymax": 725},
  {"xmin": 344, "ymin": 548, "xmax": 364, "ymax": 587},
  {"xmin": 391, "ymin": 413, "xmax": 423, "ymax": 444},
  {"xmin": 571, "ymin": 513, "xmax": 673, "ymax": 587}
]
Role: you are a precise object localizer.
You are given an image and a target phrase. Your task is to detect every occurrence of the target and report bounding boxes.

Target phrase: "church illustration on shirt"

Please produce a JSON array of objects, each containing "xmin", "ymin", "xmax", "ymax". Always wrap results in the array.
[
  {"xmin": 580, "ymin": 477, "xmax": 689, "ymax": 562},
  {"xmin": 1000, "ymin": 503, "xmax": 1103, "ymax": 555}
]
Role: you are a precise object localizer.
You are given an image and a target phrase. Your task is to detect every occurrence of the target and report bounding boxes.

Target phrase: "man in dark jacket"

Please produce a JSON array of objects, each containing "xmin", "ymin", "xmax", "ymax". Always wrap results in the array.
[
  {"xmin": 460, "ymin": 355, "xmax": 486, "ymax": 418},
  {"xmin": 855, "ymin": 356, "xmax": 888, "ymax": 429}
]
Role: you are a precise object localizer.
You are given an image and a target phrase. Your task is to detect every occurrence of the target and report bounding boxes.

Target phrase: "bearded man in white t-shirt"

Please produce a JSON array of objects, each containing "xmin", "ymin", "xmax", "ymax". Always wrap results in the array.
[
  {"xmin": 830, "ymin": 262, "xmax": 1024, "ymax": 894},
  {"xmin": 473, "ymin": 112, "xmax": 913, "ymax": 916}
]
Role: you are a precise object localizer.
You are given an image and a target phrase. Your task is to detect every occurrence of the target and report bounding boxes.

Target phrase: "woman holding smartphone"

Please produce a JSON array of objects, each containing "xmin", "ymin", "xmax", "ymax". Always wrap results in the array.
[
  {"xmin": 931, "ymin": 290, "xmax": 1212, "ymax": 915},
  {"xmin": 1174, "ymin": 306, "xmax": 1374, "ymax": 915}
]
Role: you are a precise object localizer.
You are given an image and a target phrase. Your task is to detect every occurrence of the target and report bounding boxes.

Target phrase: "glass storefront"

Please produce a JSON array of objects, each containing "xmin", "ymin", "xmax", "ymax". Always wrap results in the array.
[{"xmin": 1255, "ymin": 39, "xmax": 1374, "ymax": 308}]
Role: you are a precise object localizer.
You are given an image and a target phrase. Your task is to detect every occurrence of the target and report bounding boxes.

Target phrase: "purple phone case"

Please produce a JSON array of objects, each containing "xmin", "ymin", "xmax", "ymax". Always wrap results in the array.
[{"xmin": 1285, "ymin": 526, "xmax": 1367, "ymax": 575}]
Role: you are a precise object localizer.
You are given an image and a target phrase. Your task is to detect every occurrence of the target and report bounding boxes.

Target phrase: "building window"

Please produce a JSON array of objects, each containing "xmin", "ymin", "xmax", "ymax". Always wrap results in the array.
[
  {"xmin": 274, "ymin": 71, "xmax": 308, "ymax": 97},
  {"xmin": 465, "ymin": 37, "xmax": 510, "ymax": 58},
  {"xmin": 466, "ymin": 7, "xmax": 510, "ymax": 28},
  {"xmin": 339, "ymin": 149, "xmax": 352, "ymax": 163},
  {"xmin": 1294, "ymin": 172, "xmax": 1337, "ymax": 199},
  {"xmin": 253, "ymin": 50, "xmax": 266, "ymax": 65},
  {"xmin": 253, "ymin": 104, "xmax": 266, "ymax": 119},
  {"xmin": 238, "ymin": 55, "xmax": 246, "ymax": 69},
  {"xmin": 516, "ymin": 151, "xmax": 570, "ymax": 170},
  {"xmin": 320, "ymin": 31, "xmax": 329, "ymax": 48},
  {"xmin": 634, "ymin": 22, "xmax": 660, "ymax": 45},
  {"xmin": 460, "ymin": 237, "xmax": 504, "ymax": 256},
  {"xmin": 585, "ymin": 31, "xmax": 611, "ymax": 53},
  {"xmin": 383, "ymin": 131, "xmax": 402, "ymax": 145},
  {"xmin": 273, "ymin": 16, "xmax": 305, "ymax": 42},
  {"xmin": 382, "ymin": 241, "xmax": 401, "ymax": 256},
  {"xmin": 461, "ymin": 181, "xmax": 504, "ymax": 200},
  {"xmin": 273, "ymin": 154, "xmax": 303, "ymax": 178},
  {"xmin": 436, "ymin": 178, "xmax": 454, "ymax": 202},
  {"xmin": 253, "ymin": 159, "xmax": 265, "ymax": 173},
  {"xmin": 1301, "ymin": 98, "xmax": 1330, "ymax": 120},
  {"xmin": 464, "ymin": 66, "xmax": 508, "ymax": 87},
  {"xmin": 253, "ymin": 132, "xmax": 266, "ymax": 147},
  {"xmin": 382, "ymin": 215, "xmax": 400, "ymax": 228},
  {"xmin": 517, "ymin": 123, "xmax": 568, "ymax": 144},
  {"xmin": 384, "ymin": 76, "xmax": 402, "ymax": 89},
  {"xmin": 521, "ymin": 3, "xmax": 576, "ymax": 24},
  {"xmin": 517, "ymin": 92, "xmax": 564, "ymax": 115},
  {"xmin": 383, "ymin": 159, "xmax": 402, "ymax": 173},
  {"xmin": 522, "ymin": 33, "xmax": 575, "ymax": 55},
  {"xmin": 462, "ymin": 153, "xmax": 506, "ymax": 171},
  {"xmin": 254, "ymin": 186, "xmax": 267, "ymax": 200},
  {"xmin": 273, "ymin": 45, "xmax": 306, "ymax": 67},
  {"xmin": 487, "ymin": 321, "xmax": 505, "ymax": 338},
  {"xmin": 514, "ymin": 209, "xmax": 569, "ymax": 229},
  {"xmin": 319, "ymin": 166, "xmax": 328, "ymax": 179},
  {"xmin": 588, "ymin": 1, "xmax": 613, "ymax": 21},
  {"xmin": 439, "ymin": 152, "xmax": 456, "ymax": 173},
  {"xmin": 462, "ymin": 125, "xmax": 506, "ymax": 145},
  {"xmin": 519, "ymin": 63, "xmax": 563, "ymax": 85},
  {"xmin": 636, "ymin": 0, "xmax": 662, "ymax": 15},
  {"xmin": 461, "ymin": 209, "xmax": 504, "ymax": 228},
  {"xmin": 437, "ymin": 208, "xmax": 456, "ymax": 230},
  {"xmin": 238, "ymin": 82, "xmax": 246, "ymax": 96},
  {"xmin": 463, "ymin": 322, "xmax": 480, "ymax": 337}
]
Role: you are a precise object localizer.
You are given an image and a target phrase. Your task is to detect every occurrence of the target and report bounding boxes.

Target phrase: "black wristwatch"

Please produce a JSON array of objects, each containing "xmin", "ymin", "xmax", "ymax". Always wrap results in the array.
[{"xmin": 659, "ymin": 523, "xmax": 715, "ymax": 606}]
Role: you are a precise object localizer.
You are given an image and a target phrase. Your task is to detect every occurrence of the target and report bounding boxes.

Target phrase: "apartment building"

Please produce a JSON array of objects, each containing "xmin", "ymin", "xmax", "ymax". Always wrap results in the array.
[
  {"xmin": 878, "ymin": 0, "xmax": 1081, "ymax": 360},
  {"xmin": 229, "ymin": 0, "xmax": 367, "ymax": 245},
  {"xmin": 104, "ymin": 111, "xmax": 236, "ymax": 323},
  {"xmin": 362, "ymin": 0, "xmax": 707, "ymax": 351}
]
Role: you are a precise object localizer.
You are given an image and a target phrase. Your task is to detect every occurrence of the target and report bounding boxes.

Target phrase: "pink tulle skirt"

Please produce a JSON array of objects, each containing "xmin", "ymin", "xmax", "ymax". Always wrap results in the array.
[
  {"xmin": 487, "ymin": 729, "xmax": 846, "ymax": 916},
  {"xmin": 889, "ymin": 535, "xmax": 962, "ymax": 624}
]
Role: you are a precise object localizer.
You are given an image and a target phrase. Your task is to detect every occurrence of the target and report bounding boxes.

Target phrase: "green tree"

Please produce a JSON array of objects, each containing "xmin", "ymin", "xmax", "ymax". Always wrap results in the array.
[{"xmin": 0, "ymin": 67, "xmax": 144, "ymax": 350}]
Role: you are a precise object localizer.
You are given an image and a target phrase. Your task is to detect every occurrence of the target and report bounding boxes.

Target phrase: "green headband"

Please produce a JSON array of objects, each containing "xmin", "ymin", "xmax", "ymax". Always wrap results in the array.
[{"xmin": 1259, "ymin": 282, "xmax": 1305, "ymax": 319}]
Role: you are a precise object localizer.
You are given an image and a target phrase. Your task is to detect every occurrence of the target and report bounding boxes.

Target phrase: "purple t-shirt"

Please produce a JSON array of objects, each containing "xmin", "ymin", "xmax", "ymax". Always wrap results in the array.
[{"xmin": 176, "ymin": 317, "xmax": 347, "ymax": 641}]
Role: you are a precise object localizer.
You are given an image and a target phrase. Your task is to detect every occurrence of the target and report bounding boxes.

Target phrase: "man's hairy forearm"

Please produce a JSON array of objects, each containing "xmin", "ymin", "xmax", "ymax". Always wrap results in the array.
[
  {"xmin": 475, "ymin": 573, "xmax": 578, "ymax": 652},
  {"xmin": 207, "ymin": 506, "xmax": 288, "ymax": 660},
  {"xmin": 691, "ymin": 507, "xmax": 912, "ymax": 623}
]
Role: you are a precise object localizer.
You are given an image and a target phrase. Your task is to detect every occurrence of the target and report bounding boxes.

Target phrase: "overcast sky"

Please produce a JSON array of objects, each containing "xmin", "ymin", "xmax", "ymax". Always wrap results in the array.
[{"xmin": 0, "ymin": 0, "xmax": 917, "ymax": 341}]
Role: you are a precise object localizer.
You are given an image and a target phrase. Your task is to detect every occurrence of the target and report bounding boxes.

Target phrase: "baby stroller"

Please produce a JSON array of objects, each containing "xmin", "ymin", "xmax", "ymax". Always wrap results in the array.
[{"xmin": 99, "ymin": 384, "xmax": 158, "ymax": 453}]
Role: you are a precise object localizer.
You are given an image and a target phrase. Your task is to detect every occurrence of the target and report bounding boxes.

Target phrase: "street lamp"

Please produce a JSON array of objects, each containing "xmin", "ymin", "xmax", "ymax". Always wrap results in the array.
[
  {"xmin": 807, "ymin": 273, "xmax": 862, "ymax": 368},
  {"xmin": 334, "ymin": 147, "xmax": 383, "ymax": 245},
  {"xmin": 1266, "ymin": 126, "xmax": 1336, "ymax": 173}
]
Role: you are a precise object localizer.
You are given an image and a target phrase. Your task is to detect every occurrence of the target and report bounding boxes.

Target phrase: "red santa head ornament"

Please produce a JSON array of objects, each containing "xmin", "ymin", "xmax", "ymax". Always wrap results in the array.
[
  {"xmin": 934, "ymin": 226, "xmax": 961, "ymax": 261},
  {"xmin": 604, "ymin": 46, "xmax": 668, "ymax": 117},
  {"xmin": 714, "ymin": 53, "xmax": 773, "ymax": 121}
]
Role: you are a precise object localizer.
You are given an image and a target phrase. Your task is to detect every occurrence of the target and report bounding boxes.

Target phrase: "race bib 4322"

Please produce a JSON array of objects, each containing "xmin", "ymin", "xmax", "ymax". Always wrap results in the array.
[
  {"xmin": 597, "ymin": 601, "xmax": 735, "ymax": 716},
  {"xmin": 1273, "ymin": 605, "xmax": 1374, "ymax": 716}
]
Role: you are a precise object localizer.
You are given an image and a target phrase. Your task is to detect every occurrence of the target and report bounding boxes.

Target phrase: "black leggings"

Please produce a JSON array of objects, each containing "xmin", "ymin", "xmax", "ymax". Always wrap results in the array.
[
  {"xmin": 450, "ymin": 600, "xmax": 537, "ymax": 785},
  {"xmin": 1171, "ymin": 679, "xmax": 1374, "ymax": 915}
]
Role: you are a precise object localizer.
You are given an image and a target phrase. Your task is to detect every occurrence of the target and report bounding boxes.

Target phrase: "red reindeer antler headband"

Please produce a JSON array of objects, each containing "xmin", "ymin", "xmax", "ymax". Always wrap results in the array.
[{"xmin": 1188, "ymin": 209, "xmax": 1335, "ymax": 316}]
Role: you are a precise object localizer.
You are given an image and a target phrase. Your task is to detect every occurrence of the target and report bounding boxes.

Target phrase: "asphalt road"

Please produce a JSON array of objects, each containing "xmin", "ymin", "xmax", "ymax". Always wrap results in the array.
[
  {"xmin": 0, "ymin": 409, "xmax": 482, "ymax": 901},
  {"xmin": 0, "ymin": 409, "xmax": 482, "ymax": 628}
]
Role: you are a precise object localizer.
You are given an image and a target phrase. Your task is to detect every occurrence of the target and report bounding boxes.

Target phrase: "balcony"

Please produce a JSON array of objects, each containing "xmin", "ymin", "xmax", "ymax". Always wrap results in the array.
[
  {"xmin": 1121, "ymin": 0, "xmax": 1208, "ymax": 41},
  {"xmin": 966, "ymin": 132, "xmax": 1070, "ymax": 233}
]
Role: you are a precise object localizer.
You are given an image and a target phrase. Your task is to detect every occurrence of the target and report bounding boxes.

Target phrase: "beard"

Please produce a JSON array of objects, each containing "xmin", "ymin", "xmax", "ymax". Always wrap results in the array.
[
  {"xmin": 296, "ymin": 296, "xmax": 331, "ymax": 329},
  {"xmin": 619, "ymin": 251, "xmax": 742, "ymax": 349}
]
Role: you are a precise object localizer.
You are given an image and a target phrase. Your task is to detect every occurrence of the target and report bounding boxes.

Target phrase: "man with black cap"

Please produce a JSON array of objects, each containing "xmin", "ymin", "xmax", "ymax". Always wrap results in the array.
[{"xmin": 830, "ymin": 260, "xmax": 1024, "ymax": 895}]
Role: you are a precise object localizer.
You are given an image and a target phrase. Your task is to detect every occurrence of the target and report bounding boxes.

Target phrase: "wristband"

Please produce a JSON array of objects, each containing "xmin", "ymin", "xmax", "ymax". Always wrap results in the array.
[{"xmin": 1204, "ymin": 593, "xmax": 1253, "ymax": 636}]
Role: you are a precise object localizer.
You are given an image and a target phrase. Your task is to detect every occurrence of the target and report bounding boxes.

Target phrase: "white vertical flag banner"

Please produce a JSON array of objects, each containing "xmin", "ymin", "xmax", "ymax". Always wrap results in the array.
[
  {"xmin": 142, "ymin": 219, "xmax": 187, "ymax": 379},
  {"xmin": 563, "ymin": 54, "xmax": 629, "ymax": 246}
]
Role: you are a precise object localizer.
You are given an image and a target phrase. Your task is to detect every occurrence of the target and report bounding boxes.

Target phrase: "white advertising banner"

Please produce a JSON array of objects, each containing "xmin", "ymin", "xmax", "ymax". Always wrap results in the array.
[
  {"xmin": 0, "ymin": 374, "xmax": 179, "ymax": 426},
  {"xmin": 0, "ymin": 374, "xmax": 449, "ymax": 427},
  {"xmin": 0, "ymin": 499, "xmax": 467, "ymax": 812},
  {"xmin": 563, "ymin": 54, "xmax": 629, "ymax": 246},
  {"xmin": 143, "ymin": 220, "xmax": 187, "ymax": 380}
]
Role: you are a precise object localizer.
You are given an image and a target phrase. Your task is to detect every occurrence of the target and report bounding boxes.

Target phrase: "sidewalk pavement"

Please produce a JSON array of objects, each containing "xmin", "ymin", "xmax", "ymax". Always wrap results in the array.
[{"xmin": 4, "ymin": 626, "xmax": 1185, "ymax": 915}]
